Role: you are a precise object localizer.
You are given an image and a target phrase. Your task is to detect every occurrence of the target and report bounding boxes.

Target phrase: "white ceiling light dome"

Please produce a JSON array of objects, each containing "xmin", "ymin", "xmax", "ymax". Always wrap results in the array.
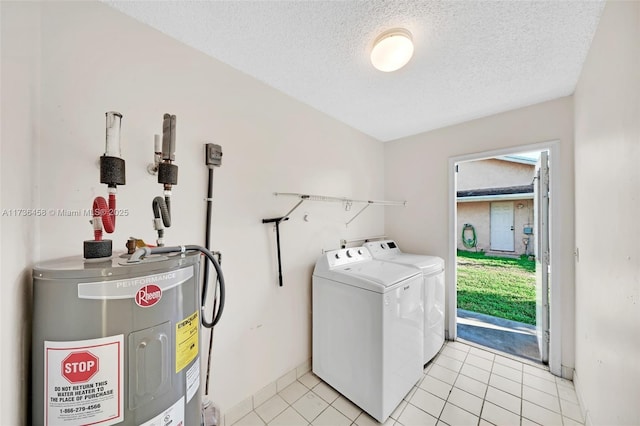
[{"xmin": 370, "ymin": 28, "xmax": 414, "ymax": 72}]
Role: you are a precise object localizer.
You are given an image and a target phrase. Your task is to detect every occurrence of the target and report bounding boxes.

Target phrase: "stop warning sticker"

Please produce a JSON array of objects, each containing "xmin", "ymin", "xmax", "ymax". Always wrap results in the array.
[{"xmin": 44, "ymin": 335, "xmax": 124, "ymax": 426}]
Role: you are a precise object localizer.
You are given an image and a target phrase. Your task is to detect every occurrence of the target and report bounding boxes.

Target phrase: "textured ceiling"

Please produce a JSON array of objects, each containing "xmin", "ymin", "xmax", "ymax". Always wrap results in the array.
[{"xmin": 104, "ymin": 0, "xmax": 605, "ymax": 142}]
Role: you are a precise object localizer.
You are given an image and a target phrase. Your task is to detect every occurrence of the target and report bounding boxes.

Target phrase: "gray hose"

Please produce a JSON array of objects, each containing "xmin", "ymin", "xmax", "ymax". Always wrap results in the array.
[
  {"xmin": 127, "ymin": 246, "xmax": 151, "ymax": 263},
  {"xmin": 141, "ymin": 245, "xmax": 224, "ymax": 328},
  {"xmin": 152, "ymin": 196, "xmax": 171, "ymax": 227}
]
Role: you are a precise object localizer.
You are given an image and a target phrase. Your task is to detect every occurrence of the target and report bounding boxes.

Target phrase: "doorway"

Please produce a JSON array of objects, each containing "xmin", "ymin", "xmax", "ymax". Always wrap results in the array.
[{"xmin": 448, "ymin": 143, "xmax": 555, "ymax": 368}]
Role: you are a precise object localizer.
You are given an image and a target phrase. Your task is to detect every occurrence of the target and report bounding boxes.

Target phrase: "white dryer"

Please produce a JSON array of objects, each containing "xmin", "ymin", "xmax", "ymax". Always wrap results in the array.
[
  {"xmin": 312, "ymin": 247, "xmax": 423, "ymax": 423},
  {"xmin": 364, "ymin": 240, "xmax": 445, "ymax": 364}
]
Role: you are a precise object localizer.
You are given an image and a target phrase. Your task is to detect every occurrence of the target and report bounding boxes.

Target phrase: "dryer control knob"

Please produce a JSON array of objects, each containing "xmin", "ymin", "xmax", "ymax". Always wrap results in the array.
[
  {"xmin": 334, "ymin": 253, "xmax": 340, "ymax": 259},
  {"xmin": 346, "ymin": 250, "xmax": 353, "ymax": 258}
]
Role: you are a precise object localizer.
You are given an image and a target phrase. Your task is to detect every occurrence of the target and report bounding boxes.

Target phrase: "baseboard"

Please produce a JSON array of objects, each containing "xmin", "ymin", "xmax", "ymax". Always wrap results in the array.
[
  {"xmin": 561, "ymin": 365, "xmax": 574, "ymax": 381},
  {"xmin": 572, "ymin": 370, "xmax": 591, "ymax": 426}
]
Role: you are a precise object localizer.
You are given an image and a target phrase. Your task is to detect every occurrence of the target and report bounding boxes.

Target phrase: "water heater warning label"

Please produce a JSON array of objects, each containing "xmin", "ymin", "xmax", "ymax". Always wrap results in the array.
[
  {"xmin": 139, "ymin": 396, "xmax": 184, "ymax": 426},
  {"xmin": 176, "ymin": 311, "xmax": 198, "ymax": 373},
  {"xmin": 45, "ymin": 335, "xmax": 124, "ymax": 426}
]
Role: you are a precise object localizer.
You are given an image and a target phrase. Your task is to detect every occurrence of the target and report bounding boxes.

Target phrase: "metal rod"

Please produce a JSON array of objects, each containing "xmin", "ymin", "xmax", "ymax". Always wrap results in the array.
[
  {"xmin": 281, "ymin": 198, "xmax": 306, "ymax": 222},
  {"xmin": 262, "ymin": 217, "xmax": 289, "ymax": 286},
  {"xmin": 203, "ymin": 166, "xmax": 214, "ymax": 395},
  {"xmin": 346, "ymin": 203, "xmax": 371, "ymax": 226},
  {"xmin": 275, "ymin": 221, "xmax": 283, "ymax": 287},
  {"xmin": 274, "ymin": 192, "xmax": 405, "ymax": 206},
  {"xmin": 275, "ymin": 192, "xmax": 348, "ymax": 203}
]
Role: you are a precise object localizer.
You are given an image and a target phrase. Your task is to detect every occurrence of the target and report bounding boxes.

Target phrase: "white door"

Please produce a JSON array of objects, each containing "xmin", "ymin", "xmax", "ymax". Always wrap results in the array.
[
  {"xmin": 490, "ymin": 202, "xmax": 515, "ymax": 251},
  {"xmin": 535, "ymin": 151, "xmax": 550, "ymax": 363}
]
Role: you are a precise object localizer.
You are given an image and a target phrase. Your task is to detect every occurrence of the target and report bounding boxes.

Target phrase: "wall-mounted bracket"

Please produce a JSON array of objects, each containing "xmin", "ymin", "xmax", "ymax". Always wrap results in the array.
[
  {"xmin": 346, "ymin": 203, "xmax": 370, "ymax": 226},
  {"xmin": 147, "ymin": 134, "xmax": 162, "ymax": 175},
  {"xmin": 262, "ymin": 216, "xmax": 290, "ymax": 287}
]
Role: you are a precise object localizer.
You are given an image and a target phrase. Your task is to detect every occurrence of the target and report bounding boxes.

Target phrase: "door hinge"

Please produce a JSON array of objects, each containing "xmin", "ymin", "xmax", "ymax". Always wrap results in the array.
[{"xmin": 543, "ymin": 167, "xmax": 550, "ymax": 186}]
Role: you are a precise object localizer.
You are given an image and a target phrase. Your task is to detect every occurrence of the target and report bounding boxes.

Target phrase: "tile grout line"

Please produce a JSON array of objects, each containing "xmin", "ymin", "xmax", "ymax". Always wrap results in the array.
[
  {"xmin": 408, "ymin": 348, "xmax": 449, "ymax": 423},
  {"xmin": 442, "ymin": 344, "xmax": 482, "ymax": 424},
  {"xmin": 298, "ymin": 384, "xmax": 339, "ymax": 426},
  {"xmin": 520, "ymin": 363, "xmax": 524, "ymax": 426},
  {"xmin": 555, "ymin": 379, "xmax": 569, "ymax": 426},
  {"xmin": 235, "ymin": 342, "xmax": 584, "ymax": 426},
  {"xmin": 440, "ymin": 346, "xmax": 463, "ymax": 422},
  {"xmin": 477, "ymin": 348, "xmax": 495, "ymax": 426}
]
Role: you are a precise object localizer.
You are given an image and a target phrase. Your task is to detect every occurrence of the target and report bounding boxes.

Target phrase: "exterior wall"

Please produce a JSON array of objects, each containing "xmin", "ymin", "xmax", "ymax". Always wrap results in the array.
[
  {"xmin": 457, "ymin": 199, "xmax": 534, "ymax": 255},
  {"xmin": 573, "ymin": 1, "xmax": 640, "ymax": 424},
  {"xmin": 457, "ymin": 202, "xmax": 490, "ymax": 252},
  {"xmin": 457, "ymin": 158, "xmax": 535, "ymax": 191}
]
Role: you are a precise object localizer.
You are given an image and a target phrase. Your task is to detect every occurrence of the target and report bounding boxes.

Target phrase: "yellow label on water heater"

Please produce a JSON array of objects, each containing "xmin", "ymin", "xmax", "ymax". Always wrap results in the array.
[{"xmin": 176, "ymin": 311, "xmax": 199, "ymax": 373}]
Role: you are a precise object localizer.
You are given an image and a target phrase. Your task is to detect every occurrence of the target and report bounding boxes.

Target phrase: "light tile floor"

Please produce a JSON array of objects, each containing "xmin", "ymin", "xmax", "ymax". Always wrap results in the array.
[{"xmin": 230, "ymin": 341, "xmax": 583, "ymax": 426}]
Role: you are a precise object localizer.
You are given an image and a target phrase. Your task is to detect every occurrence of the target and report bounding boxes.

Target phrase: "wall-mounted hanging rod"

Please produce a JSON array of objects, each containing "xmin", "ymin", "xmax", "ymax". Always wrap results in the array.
[
  {"xmin": 263, "ymin": 193, "xmax": 405, "ymax": 287},
  {"xmin": 275, "ymin": 192, "xmax": 406, "ymax": 206},
  {"xmin": 274, "ymin": 192, "xmax": 406, "ymax": 226}
]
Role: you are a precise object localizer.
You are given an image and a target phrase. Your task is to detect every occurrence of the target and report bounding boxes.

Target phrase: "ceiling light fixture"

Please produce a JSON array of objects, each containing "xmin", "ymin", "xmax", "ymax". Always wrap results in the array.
[{"xmin": 370, "ymin": 28, "xmax": 414, "ymax": 72}]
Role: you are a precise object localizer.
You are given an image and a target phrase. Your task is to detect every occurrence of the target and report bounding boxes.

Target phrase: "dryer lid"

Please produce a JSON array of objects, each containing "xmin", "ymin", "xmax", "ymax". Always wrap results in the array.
[
  {"xmin": 363, "ymin": 240, "xmax": 444, "ymax": 274},
  {"xmin": 381, "ymin": 253, "xmax": 444, "ymax": 273}
]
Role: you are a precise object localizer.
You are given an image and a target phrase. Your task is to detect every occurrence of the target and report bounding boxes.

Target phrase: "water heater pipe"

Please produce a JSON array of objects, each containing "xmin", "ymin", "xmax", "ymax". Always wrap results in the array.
[
  {"xmin": 84, "ymin": 112, "xmax": 125, "ymax": 259},
  {"xmin": 92, "ymin": 191, "xmax": 117, "ymax": 240},
  {"xmin": 128, "ymin": 245, "xmax": 225, "ymax": 328},
  {"xmin": 153, "ymin": 114, "xmax": 178, "ymax": 246}
]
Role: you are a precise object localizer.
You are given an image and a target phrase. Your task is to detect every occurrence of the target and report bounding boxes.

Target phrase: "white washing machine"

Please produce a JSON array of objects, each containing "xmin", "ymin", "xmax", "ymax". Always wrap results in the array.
[
  {"xmin": 312, "ymin": 247, "xmax": 423, "ymax": 423},
  {"xmin": 364, "ymin": 240, "xmax": 445, "ymax": 364}
]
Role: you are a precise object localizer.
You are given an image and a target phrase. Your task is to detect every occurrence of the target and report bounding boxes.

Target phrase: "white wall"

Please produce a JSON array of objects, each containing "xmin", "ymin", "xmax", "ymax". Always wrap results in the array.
[
  {"xmin": 0, "ymin": 2, "xmax": 41, "ymax": 423},
  {"xmin": 1, "ymin": 1, "xmax": 384, "ymax": 423},
  {"xmin": 384, "ymin": 97, "xmax": 576, "ymax": 375},
  {"xmin": 573, "ymin": 1, "xmax": 640, "ymax": 424}
]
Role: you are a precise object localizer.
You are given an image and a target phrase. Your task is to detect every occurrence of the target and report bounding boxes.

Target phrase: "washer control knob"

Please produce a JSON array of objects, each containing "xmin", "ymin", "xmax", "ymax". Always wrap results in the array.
[
  {"xmin": 357, "ymin": 249, "xmax": 363, "ymax": 255},
  {"xmin": 346, "ymin": 250, "xmax": 353, "ymax": 258},
  {"xmin": 334, "ymin": 253, "xmax": 340, "ymax": 259}
]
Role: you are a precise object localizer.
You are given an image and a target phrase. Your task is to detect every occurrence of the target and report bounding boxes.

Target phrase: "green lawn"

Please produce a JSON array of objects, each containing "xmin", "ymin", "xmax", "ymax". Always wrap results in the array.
[{"xmin": 456, "ymin": 250, "xmax": 536, "ymax": 325}]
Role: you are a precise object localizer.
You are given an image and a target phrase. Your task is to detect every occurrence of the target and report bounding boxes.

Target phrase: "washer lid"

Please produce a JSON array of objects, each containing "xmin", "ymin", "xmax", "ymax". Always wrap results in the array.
[{"xmin": 314, "ymin": 259, "xmax": 420, "ymax": 293}]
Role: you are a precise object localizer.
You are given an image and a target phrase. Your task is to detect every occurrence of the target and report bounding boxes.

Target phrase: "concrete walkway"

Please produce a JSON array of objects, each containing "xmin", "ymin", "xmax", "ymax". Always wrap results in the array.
[{"xmin": 456, "ymin": 309, "xmax": 541, "ymax": 363}]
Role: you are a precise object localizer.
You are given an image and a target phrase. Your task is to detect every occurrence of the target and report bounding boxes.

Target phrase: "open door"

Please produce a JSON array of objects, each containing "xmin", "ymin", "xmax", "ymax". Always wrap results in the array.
[{"xmin": 534, "ymin": 151, "xmax": 550, "ymax": 363}]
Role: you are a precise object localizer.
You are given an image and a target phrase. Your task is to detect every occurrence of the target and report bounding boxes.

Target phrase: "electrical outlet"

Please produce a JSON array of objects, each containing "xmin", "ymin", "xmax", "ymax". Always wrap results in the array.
[{"xmin": 205, "ymin": 143, "xmax": 222, "ymax": 167}]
